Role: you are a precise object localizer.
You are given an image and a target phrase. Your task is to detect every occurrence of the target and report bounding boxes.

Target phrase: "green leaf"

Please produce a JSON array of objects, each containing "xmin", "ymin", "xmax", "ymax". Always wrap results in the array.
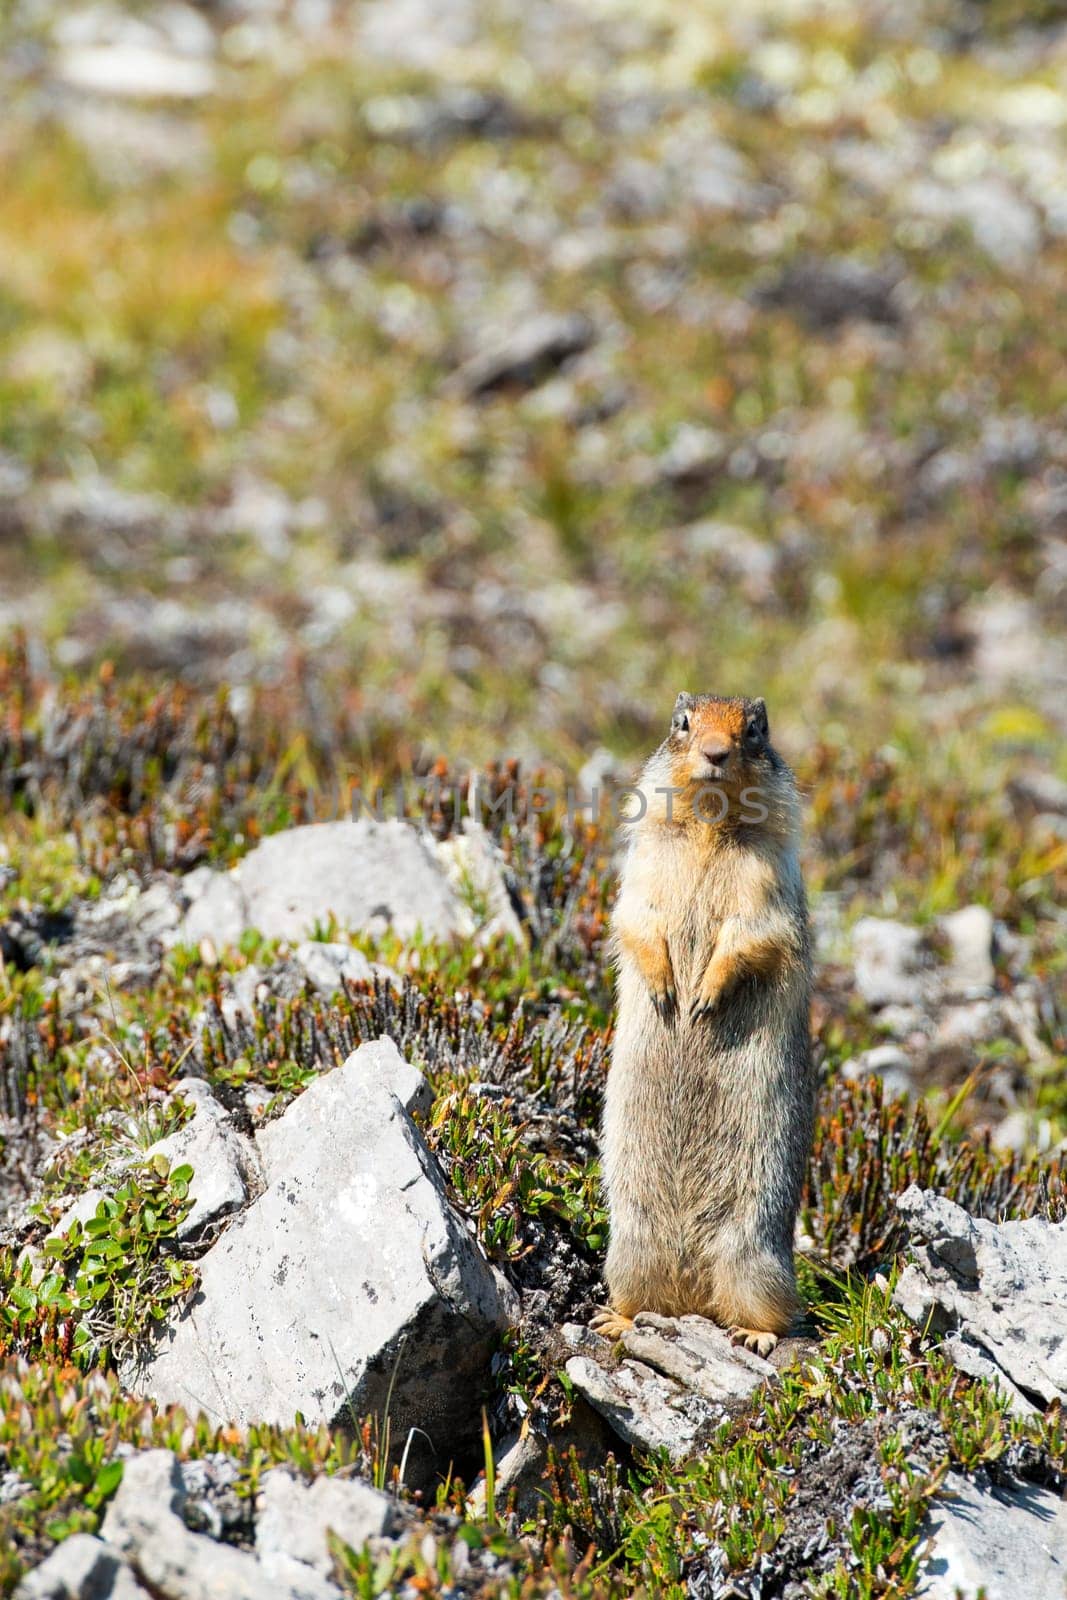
[
  {"xmin": 88, "ymin": 1460, "xmax": 124, "ymax": 1504},
  {"xmin": 37, "ymin": 1272, "xmax": 66, "ymax": 1304}
]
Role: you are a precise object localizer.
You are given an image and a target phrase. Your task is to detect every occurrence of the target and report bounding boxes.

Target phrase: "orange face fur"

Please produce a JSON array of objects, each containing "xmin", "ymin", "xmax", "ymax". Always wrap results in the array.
[{"xmin": 665, "ymin": 691, "xmax": 774, "ymax": 794}]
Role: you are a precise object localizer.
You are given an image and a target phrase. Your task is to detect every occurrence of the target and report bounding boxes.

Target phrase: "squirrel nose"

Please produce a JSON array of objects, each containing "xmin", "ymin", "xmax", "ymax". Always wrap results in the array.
[{"xmin": 701, "ymin": 740, "xmax": 732, "ymax": 767}]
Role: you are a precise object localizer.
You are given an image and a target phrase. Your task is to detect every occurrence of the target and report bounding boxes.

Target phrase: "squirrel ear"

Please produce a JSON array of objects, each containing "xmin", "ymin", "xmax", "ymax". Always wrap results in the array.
[
  {"xmin": 750, "ymin": 696, "xmax": 769, "ymax": 733},
  {"xmin": 671, "ymin": 691, "xmax": 693, "ymax": 731}
]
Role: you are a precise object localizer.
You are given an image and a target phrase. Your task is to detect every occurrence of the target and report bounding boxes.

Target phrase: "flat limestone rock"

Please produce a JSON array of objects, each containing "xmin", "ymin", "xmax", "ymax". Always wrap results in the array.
[
  {"xmin": 565, "ymin": 1354, "xmax": 719, "ymax": 1462},
  {"xmin": 127, "ymin": 1040, "xmax": 510, "ymax": 1486},
  {"xmin": 621, "ymin": 1313, "xmax": 775, "ymax": 1402},
  {"xmin": 915, "ymin": 1470, "xmax": 1067, "ymax": 1600},
  {"xmin": 895, "ymin": 1185, "xmax": 1067, "ymax": 1409}
]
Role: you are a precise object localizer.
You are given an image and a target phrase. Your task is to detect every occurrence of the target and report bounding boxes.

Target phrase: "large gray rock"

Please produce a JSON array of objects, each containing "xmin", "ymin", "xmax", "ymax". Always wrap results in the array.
[
  {"xmin": 173, "ymin": 819, "xmax": 516, "ymax": 950},
  {"xmin": 102, "ymin": 1451, "xmax": 336, "ymax": 1600},
  {"xmin": 146, "ymin": 1080, "xmax": 262, "ymax": 1241},
  {"xmin": 895, "ymin": 1186, "xmax": 1067, "ymax": 1411},
  {"xmin": 256, "ymin": 1470, "xmax": 398, "ymax": 1575},
  {"xmin": 15, "ymin": 1535, "xmax": 143, "ymax": 1599},
  {"xmin": 916, "ymin": 1470, "xmax": 1067, "ymax": 1599},
  {"xmin": 128, "ymin": 1040, "xmax": 512, "ymax": 1485}
]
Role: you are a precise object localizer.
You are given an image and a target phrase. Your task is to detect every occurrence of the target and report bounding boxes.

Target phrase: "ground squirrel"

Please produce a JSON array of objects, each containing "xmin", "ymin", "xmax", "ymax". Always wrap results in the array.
[{"xmin": 595, "ymin": 691, "xmax": 814, "ymax": 1357}]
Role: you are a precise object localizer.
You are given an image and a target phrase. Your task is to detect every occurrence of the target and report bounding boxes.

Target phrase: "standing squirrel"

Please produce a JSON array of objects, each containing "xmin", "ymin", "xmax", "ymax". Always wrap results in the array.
[{"xmin": 595, "ymin": 691, "xmax": 814, "ymax": 1357}]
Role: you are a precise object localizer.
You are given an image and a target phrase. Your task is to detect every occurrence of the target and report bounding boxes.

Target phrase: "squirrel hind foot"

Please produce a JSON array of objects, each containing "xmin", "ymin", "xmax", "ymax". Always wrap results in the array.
[
  {"xmin": 729, "ymin": 1325, "xmax": 779, "ymax": 1359},
  {"xmin": 590, "ymin": 1306, "xmax": 636, "ymax": 1342}
]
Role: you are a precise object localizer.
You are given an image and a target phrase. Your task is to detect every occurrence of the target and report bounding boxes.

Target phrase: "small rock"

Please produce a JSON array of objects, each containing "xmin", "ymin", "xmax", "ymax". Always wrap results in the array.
[
  {"xmin": 754, "ymin": 256, "xmax": 903, "ymax": 330},
  {"xmin": 565, "ymin": 1353, "xmax": 719, "ymax": 1461},
  {"xmin": 840, "ymin": 1044, "xmax": 913, "ymax": 1100},
  {"xmin": 938, "ymin": 905, "xmax": 995, "ymax": 996},
  {"xmin": 560, "ymin": 1322, "xmax": 613, "ymax": 1361},
  {"xmin": 102, "ymin": 1450, "xmax": 324, "ymax": 1600},
  {"xmin": 915, "ymin": 1469, "xmax": 1067, "ymax": 1599},
  {"xmin": 256, "ymin": 1470, "xmax": 398, "ymax": 1575},
  {"xmin": 47, "ymin": 1188, "xmax": 109, "ymax": 1243},
  {"xmin": 57, "ymin": 45, "xmax": 215, "ymax": 99},
  {"xmin": 932, "ymin": 1000, "xmax": 1001, "ymax": 1048},
  {"xmin": 15, "ymin": 1534, "xmax": 142, "ymax": 1599},
  {"xmin": 620, "ymin": 1314, "xmax": 775, "ymax": 1404},
  {"xmin": 1010, "ymin": 770, "xmax": 1067, "ymax": 818},
  {"xmin": 146, "ymin": 1079, "xmax": 261, "ymax": 1241},
  {"xmin": 435, "ymin": 819, "xmax": 524, "ymax": 945},
  {"xmin": 450, "ymin": 313, "xmax": 595, "ymax": 398},
  {"xmin": 656, "ymin": 425, "xmax": 726, "ymax": 488},
  {"xmin": 173, "ymin": 866, "xmax": 248, "ymax": 951},
  {"xmin": 905, "ymin": 176, "xmax": 1041, "ymax": 269},
  {"xmin": 292, "ymin": 942, "xmax": 379, "ymax": 996},
  {"xmin": 238, "ymin": 820, "xmax": 469, "ymax": 945},
  {"xmin": 852, "ymin": 918, "xmax": 933, "ymax": 1008}
]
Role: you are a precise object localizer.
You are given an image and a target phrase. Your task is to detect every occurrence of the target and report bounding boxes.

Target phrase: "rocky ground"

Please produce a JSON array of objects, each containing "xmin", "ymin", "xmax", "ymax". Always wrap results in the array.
[{"xmin": 1, "ymin": 0, "xmax": 1066, "ymax": 1594}]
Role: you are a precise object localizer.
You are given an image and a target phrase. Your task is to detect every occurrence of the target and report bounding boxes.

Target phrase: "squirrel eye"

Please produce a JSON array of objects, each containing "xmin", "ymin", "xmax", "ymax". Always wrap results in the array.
[{"xmin": 674, "ymin": 713, "xmax": 690, "ymax": 734}]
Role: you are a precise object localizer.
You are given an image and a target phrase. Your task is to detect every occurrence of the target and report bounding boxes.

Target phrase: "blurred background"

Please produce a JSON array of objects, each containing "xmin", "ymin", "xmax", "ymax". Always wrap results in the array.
[{"xmin": 1, "ymin": 0, "xmax": 1065, "ymax": 787}]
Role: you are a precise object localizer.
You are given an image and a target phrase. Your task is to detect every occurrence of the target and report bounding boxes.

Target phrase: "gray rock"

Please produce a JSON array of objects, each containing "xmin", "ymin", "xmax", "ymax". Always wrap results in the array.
[
  {"xmin": 620, "ymin": 1314, "xmax": 775, "ymax": 1403},
  {"xmin": 840, "ymin": 1044, "xmax": 913, "ymax": 1099},
  {"xmin": 931, "ymin": 1000, "xmax": 1001, "ymax": 1049},
  {"xmin": 565, "ymin": 1353, "xmax": 719, "ymax": 1461},
  {"xmin": 906, "ymin": 177, "xmax": 1041, "ymax": 269},
  {"xmin": 128, "ymin": 1041, "xmax": 510, "ymax": 1485},
  {"xmin": 915, "ymin": 1470, "xmax": 1067, "ymax": 1599},
  {"xmin": 102, "ymin": 1451, "xmax": 330, "ymax": 1600},
  {"xmin": 451, "ymin": 313, "xmax": 595, "ymax": 398},
  {"xmin": 938, "ymin": 906, "xmax": 995, "ymax": 996},
  {"xmin": 852, "ymin": 918, "xmax": 933, "ymax": 1008},
  {"xmin": 1010, "ymin": 770, "xmax": 1067, "ymax": 817},
  {"xmin": 237, "ymin": 820, "xmax": 467, "ymax": 945},
  {"xmin": 173, "ymin": 866, "xmax": 247, "ymax": 951},
  {"xmin": 754, "ymin": 256, "xmax": 903, "ymax": 329},
  {"xmin": 47, "ymin": 1188, "xmax": 109, "ymax": 1243},
  {"xmin": 895, "ymin": 1186, "xmax": 1067, "ymax": 1409},
  {"xmin": 291, "ymin": 942, "xmax": 379, "ymax": 996},
  {"xmin": 435, "ymin": 818, "xmax": 524, "ymax": 945},
  {"xmin": 146, "ymin": 1080, "xmax": 262, "ymax": 1241},
  {"xmin": 256, "ymin": 1470, "xmax": 397, "ymax": 1574},
  {"xmin": 15, "ymin": 1534, "xmax": 143, "ymax": 1599},
  {"xmin": 938, "ymin": 1336, "xmax": 1037, "ymax": 1419}
]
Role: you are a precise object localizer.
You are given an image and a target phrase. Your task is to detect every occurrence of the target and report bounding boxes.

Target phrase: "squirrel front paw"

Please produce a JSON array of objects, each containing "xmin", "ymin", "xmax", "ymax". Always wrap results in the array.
[
  {"xmin": 689, "ymin": 969, "xmax": 726, "ymax": 1021},
  {"xmin": 650, "ymin": 980, "xmax": 677, "ymax": 1021}
]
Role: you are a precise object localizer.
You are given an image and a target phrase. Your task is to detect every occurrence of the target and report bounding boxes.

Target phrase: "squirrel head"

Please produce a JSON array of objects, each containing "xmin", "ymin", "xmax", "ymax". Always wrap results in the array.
[
  {"xmin": 628, "ymin": 691, "xmax": 798, "ymax": 838},
  {"xmin": 643, "ymin": 691, "xmax": 793, "ymax": 832},
  {"xmin": 665, "ymin": 691, "xmax": 775, "ymax": 794}
]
